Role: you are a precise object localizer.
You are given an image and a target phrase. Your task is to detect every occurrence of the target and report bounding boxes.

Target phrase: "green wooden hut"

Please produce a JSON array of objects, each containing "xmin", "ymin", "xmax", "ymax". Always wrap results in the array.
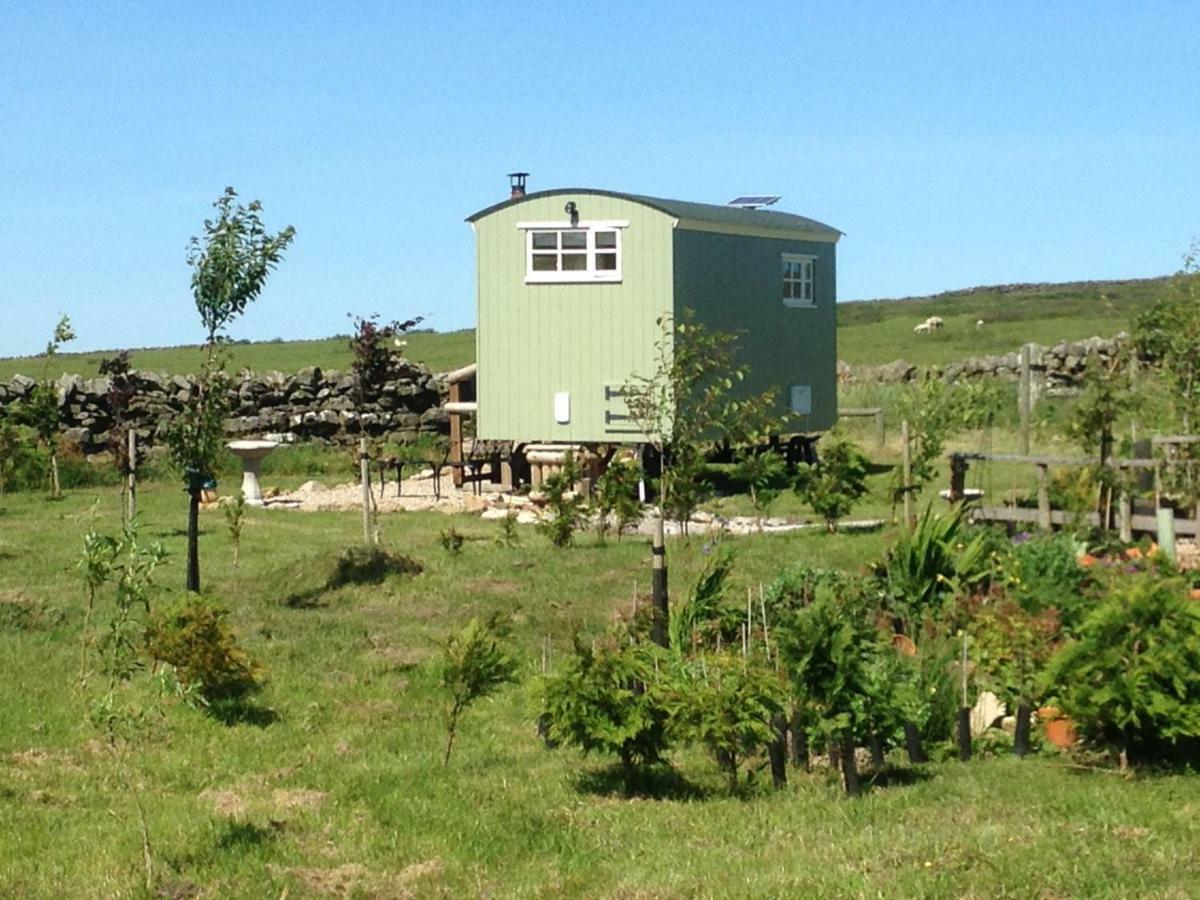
[{"xmin": 466, "ymin": 181, "xmax": 841, "ymax": 448}]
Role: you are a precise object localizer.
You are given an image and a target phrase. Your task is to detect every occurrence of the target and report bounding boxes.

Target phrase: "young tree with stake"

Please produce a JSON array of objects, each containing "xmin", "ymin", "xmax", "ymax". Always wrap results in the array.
[{"xmin": 167, "ymin": 187, "xmax": 294, "ymax": 593}]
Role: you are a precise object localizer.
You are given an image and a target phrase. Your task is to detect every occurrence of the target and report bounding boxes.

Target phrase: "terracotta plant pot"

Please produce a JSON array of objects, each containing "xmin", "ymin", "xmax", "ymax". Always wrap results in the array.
[{"xmin": 1038, "ymin": 706, "xmax": 1077, "ymax": 750}]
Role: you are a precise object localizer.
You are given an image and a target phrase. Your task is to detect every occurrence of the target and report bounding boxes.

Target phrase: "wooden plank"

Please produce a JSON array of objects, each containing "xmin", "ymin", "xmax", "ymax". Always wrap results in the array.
[
  {"xmin": 444, "ymin": 362, "xmax": 478, "ymax": 385},
  {"xmin": 838, "ymin": 407, "xmax": 882, "ymax": 417}
]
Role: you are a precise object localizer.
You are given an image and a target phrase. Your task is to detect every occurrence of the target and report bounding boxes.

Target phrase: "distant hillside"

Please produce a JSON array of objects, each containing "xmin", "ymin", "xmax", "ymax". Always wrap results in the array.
[{"xmin": 0, "ymin": 276, "xmax": 1175, "ymax": 380}]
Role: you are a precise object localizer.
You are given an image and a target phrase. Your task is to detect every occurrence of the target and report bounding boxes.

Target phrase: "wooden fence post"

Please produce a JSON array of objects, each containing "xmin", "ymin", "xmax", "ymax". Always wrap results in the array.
[
  {"xmin": 1118, "ymin": 490, "xmax": 1132, "ymax": 543},
  {"xmin": 901, "ymin": 419, "xmax": 914, "ymax": 528},
  {"xmin": 126, "ymin": 429, "xmax": 137, "ymax": 523},
  {"xmin": 874, "ymin": 408, "xmax": 885, "ymax": 450},
  {"xmin": 360, "ymin": 436, "xmax": 372, "ymax": 545},
  {"xmin": 1018, "ymin": 344, "xmax": 1032, "ymax": 456},
  {"xmin": 1036, "ymin": 464, "xmax": 1051, "ymax": 531}
]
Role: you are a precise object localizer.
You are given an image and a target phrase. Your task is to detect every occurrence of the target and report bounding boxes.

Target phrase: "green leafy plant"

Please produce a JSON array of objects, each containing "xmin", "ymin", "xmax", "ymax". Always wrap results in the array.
[
  {"xmin": 666, "ymin": 652, "xmax": 787, "ymax": 792},
  {"xmin": 83, "ymin": 520, "xmax": 168, "ymax": 893},
  {"xmin": 1067, "ymin": 352, "xmax": 1134, "ymax": 524},
  {"xmin": 593, "ymin": 457, "xmax": 642, "ymax": 541},
  {"xmin": 972, "ymin": 595, "xmax": 1060, "ymax": 755},
  {"xmin": 623, "ymin": 311, "xmax": 777, "ymax": 533},
  {"xmin": 879, "ymin": 506, "xmax": 991, "ymax": 633},
  {"xmin": 495, "ymin": 509, "xmax": 520, "ymax": 547},
  {"xmin": 778, "ymin": 582, "xmax": 901, "ymax": 794},
  {"xmin": 733, "ymin": 450, "xmax": 789, "ymax": 529},
  {"xmin": 438, "ymin": 615, "xmax": 519, "ymax": 765},
  {"xmin": 537, "ymin": 454, "xmax": 585, "ymax": 548},
  {"xmin": 16, "ymin": 315, "xmax": 76, "ymax": 498},
  {"xmin": 793, "ymin": 436, "xmax": 871, "ymax": 532},
  {"xmin": 1043, "ymin": 576, "xmax": 1200, "ymax": 767},
  {"xmin": 439, "ymin": 527, "xmax": 465, "ymax": 555},
  {"xmin": 893, "ymin": 375, "xmax": 957, "ymax": 512},
  {"xmin": 542, "ymin": 629, "xmax": 672, "ymax": 773},
  {"xmin": 668, "ymin": 547, "xmax": 737, "ymax": 655},
  {"xmin": 224, "ymin": 491, "xmax": 246, "ymax": 568},
  {"xmin": 145, "ymin": 597, "xmax": 263, "ymax": 710}
]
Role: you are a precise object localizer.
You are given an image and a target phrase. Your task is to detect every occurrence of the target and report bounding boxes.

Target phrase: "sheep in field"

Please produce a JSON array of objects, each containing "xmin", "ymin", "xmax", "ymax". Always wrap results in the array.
[
  {"xmin": 926, "ymin": 315, "xmax": 944, "ymax": 329},
  {"xmin": 913, "ymin": 321, "xmax": 933, "ymax": 334}
]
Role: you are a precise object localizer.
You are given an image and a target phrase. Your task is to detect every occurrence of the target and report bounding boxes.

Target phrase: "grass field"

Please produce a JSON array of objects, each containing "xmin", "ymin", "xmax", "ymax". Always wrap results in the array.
[
  {"xmin": 0, "ymin": 277, "xmax": 1170, "ymax": 381},
  {"xmin": 3, "ymin": 440, "xmax": 1198, "ymax": 897}
]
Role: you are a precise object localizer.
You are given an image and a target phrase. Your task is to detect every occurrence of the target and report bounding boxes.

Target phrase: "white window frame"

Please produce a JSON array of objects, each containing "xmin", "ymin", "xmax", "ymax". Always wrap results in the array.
[
  {"xmin": 782, "ymin": 253, "xmax": 816, "ymax": 308},
  {"xmin": 517, "ymin": 220, "xmax": 628, "ymax": 284}
]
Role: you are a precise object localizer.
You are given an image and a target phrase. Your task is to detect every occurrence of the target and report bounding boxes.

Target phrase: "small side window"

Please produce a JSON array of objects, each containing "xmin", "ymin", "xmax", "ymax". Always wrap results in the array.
[{"xmin": 782, "ymin": 253, "xmax": 816, "ymax": 308}]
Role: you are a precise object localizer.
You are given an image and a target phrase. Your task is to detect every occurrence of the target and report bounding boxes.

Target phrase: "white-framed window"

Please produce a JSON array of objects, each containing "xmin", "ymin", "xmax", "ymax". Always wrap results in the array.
[
  {"xmin": 518, "ymin": 220, "xmax": 627, "ymax": 283},
  {"xmin": 782, "ymin": 253, "xmax": 816, "ymax": 307}
]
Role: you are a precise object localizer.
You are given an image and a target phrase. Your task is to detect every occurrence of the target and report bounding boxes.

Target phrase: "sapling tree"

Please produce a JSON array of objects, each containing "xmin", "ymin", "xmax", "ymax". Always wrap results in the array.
[
  {"xmin": 224, "ymin": 491, "xmax": 246, "ymax": 568},
  {"xmin": 973, "ymin": 596, "xmax": 1059, "ymax": 757},
  {"xmin": 168, "ymin": 187, "xmax": 294, "ymax": 592},
  {"xmin": 347, "ymin": 313, "xmax": 423, "ymax": 544},
  {"xmin": 593, "ymin": 456, "xmax": 642, "ymax": 541},
  {"xmin": 438, "ymin": 615, "xmax": 519, "ymax": 766},
  {"xmin": 18, "ymin": 315, "xmax": 76, "ymax": 498},
  {"xmin": 1067, "ymin": 352, "xmax": 1133, "ymax": 527},
  {"xmin": 537, "ymin": 453, "xmax": 586, "ymax": 548},
  {"xmin": 98, "ymin": 351, "xmax": 140, "ymax": 521},
  {"xmin": 892, "ymin": 375, "xmax": 956, "ymax": 518},
  {"xmin": 623, "ymin": 311, "xmax": 777, "ymax": 531},
  {"xmin": 1132, "ymin": 245, "xmax": 1200, "ymax": 431},
  {"xmin": 82, "ymin": 520, "xmax": 168, "ymax": 893},
  {"xmin": 793, "ymin": 435, "xmax": 871, "ymax": 532}
]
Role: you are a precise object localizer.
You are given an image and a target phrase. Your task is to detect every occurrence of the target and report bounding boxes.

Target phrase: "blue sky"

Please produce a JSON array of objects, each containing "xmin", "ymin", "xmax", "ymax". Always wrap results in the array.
[{"xmin": 2, "ymin": 1, "xmax": 1198, "ymax": 357}]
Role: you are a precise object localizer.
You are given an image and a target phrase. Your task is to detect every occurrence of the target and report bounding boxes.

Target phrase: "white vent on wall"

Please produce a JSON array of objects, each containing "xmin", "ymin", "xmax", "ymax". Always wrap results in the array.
[
  {"xmin": 554, "ymin": 392, "xmax": 571, "ymax": 424},
  {"xmin": 790, "ymin": 385, "xmax": 812, "ymax": 415}
]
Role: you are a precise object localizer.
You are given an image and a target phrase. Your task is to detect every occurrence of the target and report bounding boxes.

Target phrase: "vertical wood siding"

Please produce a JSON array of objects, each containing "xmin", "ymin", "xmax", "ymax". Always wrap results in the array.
[
  {"xmin": 474, "ymin": 195, "xmax": 674, "ymax": 442},
  {"xmin": 671, "ymin": 230, "xmax": 839, "ymax": 431}
]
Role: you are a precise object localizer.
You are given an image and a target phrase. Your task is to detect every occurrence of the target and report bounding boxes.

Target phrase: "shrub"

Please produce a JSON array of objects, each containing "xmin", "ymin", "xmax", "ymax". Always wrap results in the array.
[
  {"xmin": 593, "ymin": 457, "xmax": 642, "ymax": 541},
  {"xmin": 439, "ymin": 527, "xmax": 465, "ymax": 555},
  {"xmin": 537, "ymin": 454, "xmax": 585, "ymax": 548},
  {"xmin": 1044, "ymin": 576, "xmax": 1200, "ymax": 766},
  {"xmin": 495, "ymin": 510, "xmax": 520, "ymax": 547},
  {"xmin": 665, "ymin": 652, "xmax": 786, "ymax": 791},
  {"xmin": 668, "ymin": 548, "xmax": 738, "ymax": 655},
  {"xmin": 542, "ymin": 630, "xmax": 671, "ymax": 771},
  {"xmin": 145, "ymin": 597, "xmax": 262, "ymax": 706},
  {"xmin": 777, "ymin": 582, "xmax": 901, "ymax": 793},
  {"xmin": 879, "ymin": 506, "xmax": 991, "ymax": 632},
  {"xmin": 438, "ymin": 616, "xmax": 519, "ymax": 765},
  {"xmin": 793, "ymin": 436, "xmax": 870, "ymax": 532}
]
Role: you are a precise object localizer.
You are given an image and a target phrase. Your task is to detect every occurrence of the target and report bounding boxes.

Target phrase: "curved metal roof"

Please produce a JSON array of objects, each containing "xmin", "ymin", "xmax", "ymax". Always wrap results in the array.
[{"xmin": 466, "ymin": 188, "xmax": 841, "ymax": 236}]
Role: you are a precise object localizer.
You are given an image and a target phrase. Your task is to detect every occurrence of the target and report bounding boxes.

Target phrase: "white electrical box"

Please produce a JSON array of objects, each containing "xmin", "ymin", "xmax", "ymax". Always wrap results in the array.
[
  {"xmin": 790, "ymin": 384, "xmax": 812, "ymax": 415},
  {"xmin": 554, "ymin": 391, "xmax": 571, "ymax": 424}
]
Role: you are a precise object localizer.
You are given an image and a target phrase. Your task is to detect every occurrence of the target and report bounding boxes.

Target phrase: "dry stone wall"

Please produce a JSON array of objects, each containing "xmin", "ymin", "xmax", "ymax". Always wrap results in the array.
[
  {"xmin": 0, "ymin": 362, "xmax": 448, "ymax": 455},
  {"xmin": 837, "ymin": 334, "xmax": 1128, "ymax": 386}
]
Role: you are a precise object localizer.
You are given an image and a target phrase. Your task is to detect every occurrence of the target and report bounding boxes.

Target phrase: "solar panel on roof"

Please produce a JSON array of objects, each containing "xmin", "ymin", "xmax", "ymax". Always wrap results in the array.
[{"xmin": 726, "ymin": 195, "xmax": 781, "ymax": 209}]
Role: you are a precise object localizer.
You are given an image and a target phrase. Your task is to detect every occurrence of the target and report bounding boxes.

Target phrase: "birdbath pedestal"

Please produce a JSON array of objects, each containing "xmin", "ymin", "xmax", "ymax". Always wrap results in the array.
[{"xmin": 227, "ymin": 440, "xmax": 279, "ymax": 506}]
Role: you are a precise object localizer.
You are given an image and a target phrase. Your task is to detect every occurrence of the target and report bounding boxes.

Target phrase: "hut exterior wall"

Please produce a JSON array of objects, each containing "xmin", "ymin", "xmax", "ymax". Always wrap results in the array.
[
  {"xmin": 474, "ymin": 194, "xmax": 673, "ymax": 442},
  {"xmin": 671, "ymin": 228, "xmax": 838, "ymax": 431}
]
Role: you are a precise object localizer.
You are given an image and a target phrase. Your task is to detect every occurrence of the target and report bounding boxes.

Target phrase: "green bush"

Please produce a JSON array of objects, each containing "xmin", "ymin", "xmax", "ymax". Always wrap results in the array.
[
  {"xmin": 593, "ymin": 457, "xmax": 642, "ymax": 541},
  {"xmin": 439, "ymin": 616, "xmax": 519, "ymax": 765},
  {"xmin": 542, "ymin": 630, "xmax": 671, "ymax": 771},
  {"xmin": 537, "ymin": 454, "xmax": 585, "ymax": 548},
  {"xmin": 1044, "ymin": 576, "xmax": 1200, "ymax": 766},
  {"xmin": 793, "ymin": 436, "xmax": 870, "ymax": 532},
  {"xmin": 665, "ymin": 652, "xmax": 786, "ymax": 791},
  {"xmin": 145, "ymin": 598, "xmax": 263, "ymax": 706}
]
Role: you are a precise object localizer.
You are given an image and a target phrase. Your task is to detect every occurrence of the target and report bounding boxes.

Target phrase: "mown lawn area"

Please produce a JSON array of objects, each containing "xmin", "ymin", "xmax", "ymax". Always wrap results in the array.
[{"xmin": 2, "ymin": 472, "xmax": 1199, "ymax": 898}]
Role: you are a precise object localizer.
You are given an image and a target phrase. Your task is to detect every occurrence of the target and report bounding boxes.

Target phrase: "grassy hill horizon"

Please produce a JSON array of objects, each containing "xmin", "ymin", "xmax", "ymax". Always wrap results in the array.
[{"xmin": 0, "ymin": 275, "xmax": 1174, "ymax": 381}]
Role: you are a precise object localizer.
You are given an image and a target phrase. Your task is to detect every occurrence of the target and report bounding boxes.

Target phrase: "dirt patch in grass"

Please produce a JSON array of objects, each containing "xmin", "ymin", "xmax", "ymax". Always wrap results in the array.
[
  {"xmin": 201, "ymin": 780, "xmax": 327, "ymax": 821},
  {"xmin": 271, "ymin": 788, "xmax": 326, "ymax": 812},
  {"xmin": 281, "ymin": 858, "xmax": 444, "ymax": 898},
  {"xmin": 465, "ymin": 578, "xmax": 521, "ymax": 595}
]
